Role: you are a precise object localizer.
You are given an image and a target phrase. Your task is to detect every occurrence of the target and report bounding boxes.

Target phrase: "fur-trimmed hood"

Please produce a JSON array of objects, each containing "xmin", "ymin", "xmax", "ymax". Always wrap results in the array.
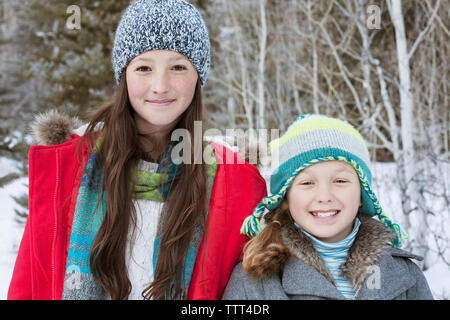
[
  {"xmin": 280, "ymin": 215, "xmax": 394, "ymax": 290},
  {"xmin": 30, "ymin": 109, "xmax": 84, "ymax": 146}
]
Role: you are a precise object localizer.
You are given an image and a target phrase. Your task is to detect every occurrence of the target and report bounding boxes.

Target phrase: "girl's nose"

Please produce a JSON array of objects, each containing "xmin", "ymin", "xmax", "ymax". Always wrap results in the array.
[
  {"xmin": 315, "ymin": 184, "xmax": 334, "ymax": 203},
  {"xmin": 151, "ymin": 71, "xmax": 170, "ymax": 94}
]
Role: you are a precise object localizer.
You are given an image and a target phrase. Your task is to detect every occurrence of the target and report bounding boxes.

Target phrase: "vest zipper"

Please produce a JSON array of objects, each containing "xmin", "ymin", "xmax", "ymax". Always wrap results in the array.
[{"xmin": 51, "ymin": 149, "xmax": 60, "ymax": 300}]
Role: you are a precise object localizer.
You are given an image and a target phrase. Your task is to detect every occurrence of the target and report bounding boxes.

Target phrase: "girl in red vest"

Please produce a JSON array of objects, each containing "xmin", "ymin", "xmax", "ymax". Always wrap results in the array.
[{"xmin": 8, "ymin": 0, "xmax": 266, "ymax": 300}]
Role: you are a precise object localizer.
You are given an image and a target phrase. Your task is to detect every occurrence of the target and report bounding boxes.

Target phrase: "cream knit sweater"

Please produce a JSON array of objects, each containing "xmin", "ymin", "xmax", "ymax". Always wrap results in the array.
[{"xmin": 126, "ymin": 160, "xmax": 164, "ymax": 300}]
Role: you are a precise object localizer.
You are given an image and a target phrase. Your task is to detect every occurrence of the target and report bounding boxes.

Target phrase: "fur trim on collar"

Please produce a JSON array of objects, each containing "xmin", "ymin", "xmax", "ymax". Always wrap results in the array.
[
  {"xmin": 30, "ymin": 110, "xmax": 82, "ymax": 146},
  {"xmin": 280, "ymin": 215, "xmax": 394, "ymax": 289}
]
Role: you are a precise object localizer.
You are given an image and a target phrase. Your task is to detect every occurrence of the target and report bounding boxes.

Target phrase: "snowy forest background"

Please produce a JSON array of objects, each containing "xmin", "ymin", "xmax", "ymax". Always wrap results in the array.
[{"xmin": 0, "ymin": 0, "xmax": 449, "ymax": 299}]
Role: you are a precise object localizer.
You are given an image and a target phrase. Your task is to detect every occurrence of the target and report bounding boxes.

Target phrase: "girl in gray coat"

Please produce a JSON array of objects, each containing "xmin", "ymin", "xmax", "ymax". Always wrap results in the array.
[{"xmin": 223, "ymin": 114, "xmax": 433, "ymax": 300}]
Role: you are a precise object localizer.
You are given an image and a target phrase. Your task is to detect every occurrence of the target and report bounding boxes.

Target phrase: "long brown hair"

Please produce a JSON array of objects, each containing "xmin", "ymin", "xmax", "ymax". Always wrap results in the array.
[
  {"xmin": 79, "ymin": 72, "xmax": 208, "ymax": 300},
  {"xmin": 242, "ymin": 199, "xmax": 292, "ymax": 279}
]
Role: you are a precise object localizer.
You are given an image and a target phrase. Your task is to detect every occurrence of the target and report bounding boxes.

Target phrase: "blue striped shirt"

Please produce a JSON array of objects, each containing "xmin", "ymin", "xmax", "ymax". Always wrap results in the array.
[{"xmin": 296, "ymin": 218, "xmax": 361, "ymax": 299}]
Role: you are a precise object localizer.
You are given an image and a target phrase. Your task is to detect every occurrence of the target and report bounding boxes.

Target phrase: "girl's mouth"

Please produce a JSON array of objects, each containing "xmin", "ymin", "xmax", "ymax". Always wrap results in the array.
[
  {"xmin": 310, "ymin": 210, "xmax": 340, "ymax": 218},
  {"xmin": 146, "ymin": 99, "xmax": 176, "ymax": 106}
]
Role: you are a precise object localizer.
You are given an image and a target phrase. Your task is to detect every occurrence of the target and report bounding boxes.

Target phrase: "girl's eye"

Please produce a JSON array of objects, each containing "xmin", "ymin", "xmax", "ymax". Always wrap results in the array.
[
  {"xmin": 136, "ymin": 66, "xmax": 151, "ymax": 72},
  {"xmin": 335, "ymin": 179, "xmax": 347, "ymax": 183},
  {"xmin": 300, "ymin": 181, "xmax": 313, "ymax": 186},
  {"xmin": 172, "ymin": 65, "xmax": 187, "ymax": 71}
]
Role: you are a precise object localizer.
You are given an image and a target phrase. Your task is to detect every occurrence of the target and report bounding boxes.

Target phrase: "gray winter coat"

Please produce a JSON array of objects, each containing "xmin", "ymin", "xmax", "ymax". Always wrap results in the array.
[{"xmin": 222, "ymin": 216, "xmax": 433, "ymax": 300}]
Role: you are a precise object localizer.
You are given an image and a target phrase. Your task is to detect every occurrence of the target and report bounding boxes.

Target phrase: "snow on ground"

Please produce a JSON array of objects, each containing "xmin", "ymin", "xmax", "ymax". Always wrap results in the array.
[
  {"xmin": 370, "ymin": 162, "xmax": 450, "ymax": 299},
  {"xmin": 0, "ymin": 157, "xmax": 27, "ymax": 300},
  {"xmin": 0, "ymin": 157, "xmax": 449, "ymax": 299}
]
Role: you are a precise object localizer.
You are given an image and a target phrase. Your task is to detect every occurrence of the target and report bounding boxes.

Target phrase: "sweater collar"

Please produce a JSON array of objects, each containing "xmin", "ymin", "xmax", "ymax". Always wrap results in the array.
[{"xmin": 296, "ymin": 218, "xmax": 361, "ymax": 254}]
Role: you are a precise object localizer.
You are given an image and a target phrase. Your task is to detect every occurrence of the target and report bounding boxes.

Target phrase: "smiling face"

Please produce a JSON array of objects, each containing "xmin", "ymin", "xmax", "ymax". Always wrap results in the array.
[
  {"xmin": 286, "ymin": 160, "xmax": 361, "ymax": 243},
  {"xmin": 126, "ymin": 49, "xmax": 199, "ymax": 135}
]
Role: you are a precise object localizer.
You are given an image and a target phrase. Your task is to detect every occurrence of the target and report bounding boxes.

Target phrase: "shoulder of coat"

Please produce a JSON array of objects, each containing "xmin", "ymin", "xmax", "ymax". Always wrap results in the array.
[{"xmin": 384, "ymin": 247, "xmax": 423, "ymax": 261}]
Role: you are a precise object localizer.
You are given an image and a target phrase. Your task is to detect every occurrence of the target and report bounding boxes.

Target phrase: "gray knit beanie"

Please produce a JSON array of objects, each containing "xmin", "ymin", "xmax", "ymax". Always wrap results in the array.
[{"xmin": 112, "ymin": 0, "xmax": 211, "ymax": 86}]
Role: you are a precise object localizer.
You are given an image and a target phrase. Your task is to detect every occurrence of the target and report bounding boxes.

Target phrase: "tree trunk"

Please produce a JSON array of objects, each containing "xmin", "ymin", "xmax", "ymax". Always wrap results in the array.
[
  {"xmin": 389, "ymin": 0, "xmax": 428, "ymax": 267},
  {"xmin": 257, "ymin": 0, "xmax": 267, "ymax": 129}
]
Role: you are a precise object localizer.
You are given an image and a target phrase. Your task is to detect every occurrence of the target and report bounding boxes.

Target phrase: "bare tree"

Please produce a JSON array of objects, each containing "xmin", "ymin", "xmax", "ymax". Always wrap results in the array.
[{"xmin": 206, "ymin": 0, "xmax": 449, "ymax": 273}]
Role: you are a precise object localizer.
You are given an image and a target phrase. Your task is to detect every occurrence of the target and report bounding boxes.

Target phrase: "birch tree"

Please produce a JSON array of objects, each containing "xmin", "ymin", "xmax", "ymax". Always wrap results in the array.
[{"xmin": 387, "ymin": 0, "xmax": 418, "ymax": 218}]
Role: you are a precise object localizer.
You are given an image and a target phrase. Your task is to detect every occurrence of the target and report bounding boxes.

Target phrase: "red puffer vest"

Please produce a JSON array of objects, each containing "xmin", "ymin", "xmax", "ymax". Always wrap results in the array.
[{"xmin": 7, "ymin": 133, "xmax": 267, "ymax": 300}]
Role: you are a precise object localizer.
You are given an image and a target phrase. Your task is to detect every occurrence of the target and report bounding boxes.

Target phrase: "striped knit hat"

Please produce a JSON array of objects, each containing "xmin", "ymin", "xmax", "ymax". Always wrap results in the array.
[{"xmin": 241, "ymin": 114, "xmax": 407, "ymax": 248}]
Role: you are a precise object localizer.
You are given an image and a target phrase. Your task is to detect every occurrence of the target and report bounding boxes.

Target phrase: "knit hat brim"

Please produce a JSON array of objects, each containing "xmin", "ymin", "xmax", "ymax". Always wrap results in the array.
[{"xmin": 269, "ymin": 149, "xmax": 377, "ymax": 216}]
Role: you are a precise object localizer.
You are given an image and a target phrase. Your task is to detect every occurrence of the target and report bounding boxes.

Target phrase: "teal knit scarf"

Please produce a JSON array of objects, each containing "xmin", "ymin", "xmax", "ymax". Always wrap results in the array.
[{"xmin": 61, "ymin": 143, "xmax": 217, "ymax": 299}]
